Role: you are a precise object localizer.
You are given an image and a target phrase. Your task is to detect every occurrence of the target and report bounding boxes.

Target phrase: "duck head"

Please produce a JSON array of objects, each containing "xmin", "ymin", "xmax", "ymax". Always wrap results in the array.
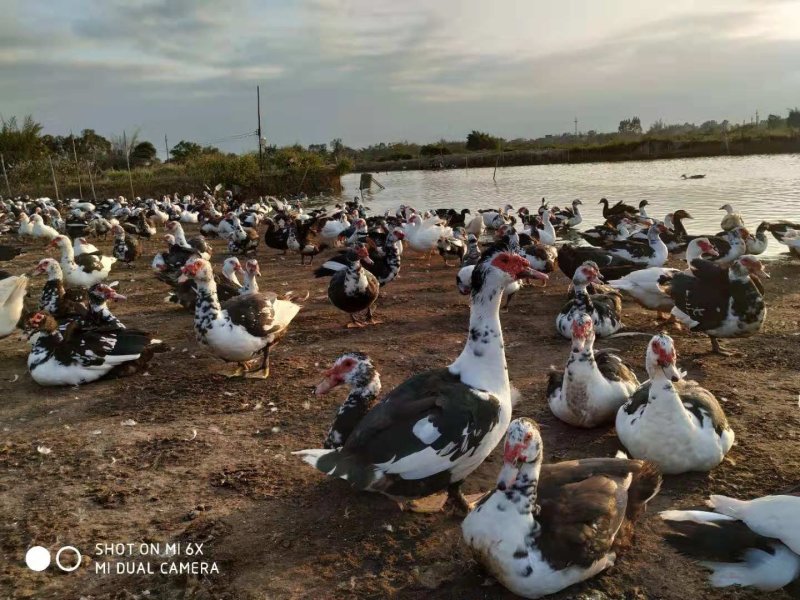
[
  {"xmin": 645, "ymin": 333, "xmax": 684, "ymax": 382},
  {"xmin": 570, "ymin": 313, "xmax": 595, "ymax": 352},
  {"xmin": 354, "ymin": 244, "xmax": 373, "ymax": 265},
  {"xmin": 315, "ymin": 352, "xmax": 376, "ymax": 396},
  {"xmin": 736, "ymin": 255, "xmax": 769, "ymax": 280},
  {"xmin": 222, "ymin": 257, "xmax": 244, "ymax": 279},
  {"xmin": 496, "ymin": 417, "xmax": 543, "ymax": 489},
  {"xmin": 719, "ymin": 203, "xmax": 734, "ymax": 214},
  {"xmin": 695, "ymin": 238, "xmax": 719, "ymax": 257},
  {"xmin": 572, "ymin": 261, "xmax": 603, "ymax": 286},
  {"xmin": 32, "ymin": 258, "xmax": 61, "ymax": 279},
  {"xmin": 89, "ymin": 283, "xmax": 126, "ymax": 305},
  {"xmin": 245, "ymin": 258, "xmax": 262, "ymax": 277},
  {"xmin": 179, "ymin": 258, "xmax": 212, "ymax": 283},
  {"xmin": 26, "ymin": 311, "xmax": 57, "ymax": 335},
  {"xmin": 48, "ymin": 235, "xmax": 69, "ymax": 251}
]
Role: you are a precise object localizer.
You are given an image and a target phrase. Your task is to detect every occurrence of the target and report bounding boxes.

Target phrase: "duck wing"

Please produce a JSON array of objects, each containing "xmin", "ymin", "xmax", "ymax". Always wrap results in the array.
[
  {"xmin": 674, "ymin": 380, "xmax": 730, "ymax": 435},
  {"xmin": 594, "ymin": 350, "xmax": 638, "ymax": 384},
  {"xmin": 222, "ymin": 292, "xmax": 281, "ymax": 338}
]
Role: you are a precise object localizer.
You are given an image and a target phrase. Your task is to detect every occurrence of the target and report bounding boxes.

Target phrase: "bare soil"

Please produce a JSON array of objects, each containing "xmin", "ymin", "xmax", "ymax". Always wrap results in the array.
[{"xmin": 1, "ymin": 230, "xmax": 798, "ymax": 600}]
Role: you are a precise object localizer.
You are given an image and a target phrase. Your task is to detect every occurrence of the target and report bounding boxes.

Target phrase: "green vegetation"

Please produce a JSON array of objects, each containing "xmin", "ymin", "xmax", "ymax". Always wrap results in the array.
[{"xmin": 0, "ymin": 117, "xmax": 350, "ymax": 198}]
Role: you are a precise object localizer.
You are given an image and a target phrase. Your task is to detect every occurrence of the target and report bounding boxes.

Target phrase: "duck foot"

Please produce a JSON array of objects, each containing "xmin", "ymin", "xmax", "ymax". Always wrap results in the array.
[
  {"xmin": 445, "ymin": 483, "xmax": 477, "ymax": 516},
  {"xmin": 226, "ymin": 364, "xmax": 246, "ymax": 378},
  {"xmin": 710, "ymin": 337, "xmax": 742, "ymax": 356},
  {"xmin": 346, "ymin": 319, "xmax": 365, "ymax": 329}
]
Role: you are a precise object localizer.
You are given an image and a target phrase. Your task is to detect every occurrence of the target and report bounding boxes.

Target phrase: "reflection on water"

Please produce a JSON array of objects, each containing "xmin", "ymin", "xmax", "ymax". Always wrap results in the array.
[{"xmin": 342, "ymin": 154, "xmax": 800, "ymax": 257}]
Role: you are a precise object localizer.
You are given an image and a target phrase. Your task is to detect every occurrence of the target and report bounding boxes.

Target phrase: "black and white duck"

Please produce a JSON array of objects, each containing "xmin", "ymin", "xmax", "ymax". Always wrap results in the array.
[
  {"xmin": 263, "ymin": 217, "xmax": 290, "ymax": 254},
  {"xmin": 25, "ymin": 311, "xmax": 163, "ymax": 386},
  {"xmin": 616, "ymin": 333, "xmax": 734, "ymax": 474},
  {"xmin": 111, "ymin": 224, "xmax": 142, "ymax": 266},
  {"xmin": 557, "ymin": 244, "xmax": 639, "ymax": 281},
  {"xmin": 32, "ymin": 258, "xmax": 87, "ymax": 321},
  {"xmin": 547, "ymin": 314, "xmax": 640, "ymax": 428},
  {"xmin": 745, "ymin": 221, "xmax": 769, "ymax": 255},
  {"xmin": 607, "ymin": 237, "xmax": 719, "ymax": 319},
  {"xmin": 316, "ymin": 244, "xmax": 380, "ymax": 327},
  {"xmin": 706, "ymin": 227, "xmax": 750, "ymax": 266},
  {"xmin": 50, "ymin": 234, "xmax": 116, "ymax": 288},
  {"xmin": 664, "ymin": 255, "xmax": 768, "ymax": 355},
  {"xmin": 661, "ymin": 493, "xmax": 800, "ymax": 592},
  {"xmin": 179, "ymin": 259, "xmax": 302, "ymax": 378},
  {"xmin": 766, "ymin": 220, "xmax": 800, "ymax": 243},
  {"xmin": 605, "ymin": 223, "xmax": 668, "ymax": 267},
  {"xmin": 552, "ymin": 199, "xmax": 582, "ymax": 229},
  {"xmin": 556, "ymin": 261, "xmax": 623, "ymax": 339},
  {"xmin": 165, "ymin": 221, "xmax": 212, "ymax": 259},
  {"xmin": 437, "ymin": 227, "xmax": 467, "ymax": 265},
  {"xmin": 84, "ymin": 283, "xmax": 126, "ymax": 329},
  {"xmin": 159, "ymin": 256, "xmax": 243, "ymax": 310},
  {"xmin": 462, "ymin": 417, "xmax": 661, "ymax": 598},
  {"xmin": 295, "ymin": 250, "xmax": 547, "ymax": 512},
  {"xmin": 314, "ymin": 352, "xmax": 382, "ymax": 450},
  {"xmin": 599, "ymin": 197, "xmax": 637, "ymax": 221}
]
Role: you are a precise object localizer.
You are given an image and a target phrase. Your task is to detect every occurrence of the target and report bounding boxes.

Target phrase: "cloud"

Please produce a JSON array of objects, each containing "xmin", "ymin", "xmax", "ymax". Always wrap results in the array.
[{"xmin": 2, "ymin": 0, "xmax": 799, "ymax": 152}]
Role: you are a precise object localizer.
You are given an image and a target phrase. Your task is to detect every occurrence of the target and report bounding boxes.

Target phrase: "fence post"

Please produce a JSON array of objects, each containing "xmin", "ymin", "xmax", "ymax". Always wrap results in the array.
[
  {"xmin": 48, "ymin": 155, "xmax": 60, "ymax": 201},
  {"xmin": 71, "ymin": 135, "xmax": 83, "ymax": 198},
  {"xmin": 86, "ymin": 161, "xmax": 97, "ymax": 201},
  {"xmin": 0, "ymin": 153, "xmax": 11, "ymax": 197}
]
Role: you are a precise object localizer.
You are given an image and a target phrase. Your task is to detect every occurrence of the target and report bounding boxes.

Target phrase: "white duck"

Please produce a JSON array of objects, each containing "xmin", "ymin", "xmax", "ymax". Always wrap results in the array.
[
  {"xmin": 403, "ymin": 214, "xmax": 452, "ymax": 258},
  {"xmin": 31, "ymin": 214, "xmax": 60, "ymax": 241},
  {"xmin": 661, "ymin": 493, "xmax": 800, "ymax": 591},
  {"xmin": 616, "ymin": 333, "xmax": 734, "ymax": 474},
  {"xmin": 720, "ymin": 203, "xmax": 745, "ymax": 231},
  {"xmin": 462, "ymin": 417, "xmax": 661, "ymax": 599},
  {"xmin": 17, "ymin": 213, "xmax": 33, "ymax": 237},
  {"xmin": 607, "ymin": 237, "xmax": 719, "ymax": 319},
  {"xmin": 179, "ymin": 259, "xmax": 301, "ymax": 378},
  {"xmin": 547, "ymin": 314, "xmax": 639, "ymax": 428},
  {"xmin": 0, "ymin": 275, "xmax": 28, "ymax": 339},
  {"xmin": 50, "ymin": 235, "xmax": 116, "ymax": 288},
  {"xmin": 73, "ymin": 237, "xmax": 100, "ymax": 257}
]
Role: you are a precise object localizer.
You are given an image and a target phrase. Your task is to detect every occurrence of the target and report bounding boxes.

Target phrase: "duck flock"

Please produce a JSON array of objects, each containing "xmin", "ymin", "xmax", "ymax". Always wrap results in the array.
[{"xmin": 0, "ymin": 191, "xmax": 799, "ymax": 597}]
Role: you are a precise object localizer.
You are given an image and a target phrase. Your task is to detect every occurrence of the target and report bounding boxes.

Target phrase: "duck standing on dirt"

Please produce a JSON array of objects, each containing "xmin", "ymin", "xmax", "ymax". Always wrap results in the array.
[
  {"xmin": 295, "ymin": 250, "xmax": 548, "ymax": 512},
  {"xmin": 660, "ymin": 493, "xmax": 800, "ymax": 592},
  {"xmin": 25, "ymin": 311, "xmax": 163, "ymax": 386},
  {"xmin": 616, "ymin": 333, "xmax": 734, "ymax": 474},
  {"xmin": 462, "ymin": 417, "xmax": 661, "ymax": 599},
  {"xmin": 664, "ymin": 255, "xmax": 768, "ymax": 355},
  {"xmin": 315, "ymin": 352, "xmax": 382, "ymax": 449},
  {"xmin": 316, "ymin": 244, "xmax": 380, "ymax": 328},
  {"xmin": 547, "ymin": 315, "xmax": 639, "ymax": 428},
  {"xmin": 111, "ymin": 224, "xmax": 141, "ymax": 267},
  {"xmin": 180, "ymin": 259, "xmax": 302, "ymax": 378}
]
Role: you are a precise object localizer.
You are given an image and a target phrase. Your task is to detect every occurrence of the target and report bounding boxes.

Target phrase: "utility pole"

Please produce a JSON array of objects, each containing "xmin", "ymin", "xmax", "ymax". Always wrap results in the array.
[
  {"xmin": 755, "ymin": 110, "xmax": 760, "ymax": 126},
  {"xmin": 574, "ymin": 117, "xmax": 578, "ymax": 137},
  {"xmin": 256, "ymin": 85, "xmax": 264, "ymax": 180},
  {"xmin": 123, "ymin": 130, "xmax": 134, "ymax": 199},
  {"xmin": 0, "ymin": 153, "xmax": 11, "ymax": 197},
  {"xmin": 71, "ymin": 132, "xmax": 83, "ymax": 198},
  {"xmin": 164, "ymin": 134, "xmax": 170, "ymax": 162}
]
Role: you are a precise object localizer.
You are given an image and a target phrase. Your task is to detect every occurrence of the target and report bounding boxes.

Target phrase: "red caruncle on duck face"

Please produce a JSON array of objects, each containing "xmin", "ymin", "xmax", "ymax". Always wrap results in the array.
[{"xmin": 490, "ymin": 253, "xmax": 530, "ymax": 278}]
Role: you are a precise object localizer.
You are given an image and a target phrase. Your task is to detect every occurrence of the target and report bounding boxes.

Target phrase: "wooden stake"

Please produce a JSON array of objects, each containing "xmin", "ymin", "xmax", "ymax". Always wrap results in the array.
[
  {"xmin": 123, "ymin": 130, "xmax": 134, "ymax": 199},
  {"xmin": 48, "ymin": 155, "xmax": 60, "ymax": 201},
  {"xmin": 0, "ymin": 153, "xmax": 11, "ymax": 197},
  {"xmin": 71, "ymin": 133, "xmax": 83, "ymax": 198},
  {"xmin": 86, "ymin": 161, "xmax": 97, "ymax": 201}
]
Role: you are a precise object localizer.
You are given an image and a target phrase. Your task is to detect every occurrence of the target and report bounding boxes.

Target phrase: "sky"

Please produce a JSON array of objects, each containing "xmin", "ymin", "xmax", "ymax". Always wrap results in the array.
[{"xmin": 2, "ymin": 0, "xmax": 800, "ymax": 157}]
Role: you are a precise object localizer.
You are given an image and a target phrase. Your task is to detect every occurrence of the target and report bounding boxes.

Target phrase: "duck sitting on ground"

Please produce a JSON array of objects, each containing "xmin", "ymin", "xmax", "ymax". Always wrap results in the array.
[
  {"xmin": 25, "ymin": 311, "xmax": 164, "ymax": 386},
  {"xmin": 547, "ymin": 314, "xmax": 639, "ymax": 428},
  {"xmin": 165, "ymin": 221, "xmax": 212, "ymax": 259},
  {"xmin": 462, "ymin": 417, "xmax": 661, "ymax": 599},
  {"xmin": 32, "ymin": 258, "xmax": 87, "ymax": 321},
  {"xmin": 663, "ymin": 255, "xmax": 768, "ymax": 355},
  {"xmin": 556, "ymin": 261, "xmax": 623, "ymax": 339},
  {"xmin": 50, "ymin": 235, "xmax": 116, "ymax": 288},
  {"xmin": 295, "ymin": 250, "xmax": 548, "ymax": 513},
  {"xmin": 661, "ymin": 493, "xmax": 800, "ymax": 592},
  {"xmin": 616, "ymin": 333, "xmax": 734, "ymax": 474},
  {"xmin": 315, "ymin": 352, "xmax": 382, "ymax": 450},
  {"xmin": 0, "ymin": 275, "xmax": 28, "ymax": 339},
  {"xmin": 776, "ymin": 229, "xmax": 800, "ymax": 257},
  {"xmin": 179, "ymin": 259, "xmax": 302, "ymax": 378},
  {"xmin": 557, "ymin": 244, "xmax": 640, "ymax": 281}
]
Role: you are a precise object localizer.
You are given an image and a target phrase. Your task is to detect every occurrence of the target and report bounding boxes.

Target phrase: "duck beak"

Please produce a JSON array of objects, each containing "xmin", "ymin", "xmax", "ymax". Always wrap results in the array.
[
  {"xmin": 108, "ymin": 291, "xmax": 127, "ymax": 301},
  {"xmin": 314, "ymin": 371, "xmax": 342, "ymax": 396},
  {"xmin": 517, "ymin": 268, "xmax": 548, "ymax": 282},
  {"xmin": 757, "ymin": 265, "xmax": 770, "ymax": 279},
  {"xmin": 361, "ymin": 255, "xmax": 374, "ymax": 266}
]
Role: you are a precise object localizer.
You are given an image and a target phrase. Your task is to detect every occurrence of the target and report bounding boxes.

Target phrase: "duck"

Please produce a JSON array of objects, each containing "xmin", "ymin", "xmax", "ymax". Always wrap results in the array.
[
  {"xmin": 465, "ymin": 213, "xmax": 485, "ymax": 237},
  {"xmin": 599, "ymin": 197, "xmax": 637, "ymax": 221},
  {"xmin": 17, "ymin": 213, "xmax": 33, "ymax": 237},
  {"xmin": 111, "ymin": 224, "xmax": 141, "ymax": 266},
  {"xmin": 314, "ymin": 352, "xmax": 382, "ymax": 450},
  {"xmin": 579, "ymin": 220, "xmax": 633, "ymax": 247},
  {"xmin": 403, "ymin": 214, "xmax": 452, "ymax": 260},
  {"xmin": 480, "ymin": 204, "xmax": 514, "ymax": 228},
  {"xmin": 82, "ymin": 283, "xmax": 127, "ymax": 330},
  {"xmin": 660, "ymin": 493, "xmax": 800, "ymax": 592},
  {"xmin": 315, "ymin": 229, "xmax": 405, "ymax": 287},
  {"xmin": 239, "ymin": 258, "xmax": 261, "ymax": 295},
  {"xmin": 317, "ymin": 213, "xmax": 350, "ymax": 247},
  {"xmin": 461, "ymin": 234, "xmax": 481, "ymax": 266},
  {"xmin": 461, "ymin": 417, "xmax": 661, "ymax": 599},
  {"xmin": 745, "ymin": 221, "xmax": 769, "ymax": 255},
  {"xmin": 681, "ymin": 173, "xmax": 706, "ymax": 179},
  {"xmin": 30, "ymin": 213, "xmax": 60, "ymax": 241},
  {"xmin": 73, "ymin": 237, "xmax": 100, "ymax": 257},
  {"xmin": 530, "ymin": 211, "xmax": 557, "ymax": 246},
  {"xmin": 664, "ymin": 255, "xmax": 768, "ymax": 355},
  {"xmin": 719, "ymin": 204, "xmax": 744, "ymax": 231},
  {"xmin": 766, "ymin": 220, "xmax": 800, "ymax": 243},
  {"xmin": 706, "ymin": 227, "xmax": 750, "ymax": 266},
  {"xmin": 164, "ymin": 221, "xmax": 212, "ymax": 259},
  {"xmin": 556, "ymin": 261, "xmax": 623, "ymax": 339},
  {"xmin": 179, "ymin": 258, "xmax": 302, "ymax": 378},
  {"xmin": 557, "ymin": 244, "xmax": 640, "ymax": 281},
  {"xmin": 50, "ymin": 235, "xmax": 116, "ymax": 288},
  {"xmin": 552, "ymin": 199, "xmax": 582, "ymax": 229},
  {"xmin": 32, "ymin": 258, "xmax": 87, "ymax": 321},
  {"xmin": 318, "ymin": 245, "xmax": 380, "ymax": 327},
  {"xmin": 160, "ymin": 256, "xmax": 243, "ymax": 311},
  {"xmin": 616, "ymin": 333, "xmax": 734, "ymax": 474},
  {"xmin": 25, "ymin": 311, "xmax": 164, "ymax": 386},
  {"xmin": 0, "ymin": 275, "xmax": 28, "ymax": 339},
  {"xmin": 295, "ymin": 250, "xmax": 548, "ymax": 512},
  {"xmin": 607, "ymin": 237, "xmax": 719, "ymax": 319},
  {"xmin": 437, "ymin": 228, "xmax": 467, "ymax": 265},
  {"xmin": 605, "ymin": 224, "xmax": 668, "ymax": 267},
  {"xmin": 776, "ymin": 229, "xmax": 800, "ymax": 257},
  {"xmin": 547, "ymin": 314, "xmax": 639, "ymax": 428}
]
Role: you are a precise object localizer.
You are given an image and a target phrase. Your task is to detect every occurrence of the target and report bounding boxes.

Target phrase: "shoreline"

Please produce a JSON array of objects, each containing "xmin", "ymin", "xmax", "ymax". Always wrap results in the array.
[{"xmin": 354, "ymin": 136, "xmax": 800, "ymax": 173}]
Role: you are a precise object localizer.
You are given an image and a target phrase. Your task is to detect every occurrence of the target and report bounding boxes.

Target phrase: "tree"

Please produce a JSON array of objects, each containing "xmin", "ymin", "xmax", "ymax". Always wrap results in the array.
[
  {"xmin": 0, "ymin": 115, "xmax": 45, "ymax": 160},
  {"xmin": 618, "ymin": 116, "xmax": 642, "ymax": 135},
  {"xmin": 308, "ymin": 143, "xmax": 328, "ymax": 155},
  {"xmin": 466, "ymin": 130, "xmax": 499, "ymax": 151},
  {"xmin": 420, "ymin": 143, "xmax": 451, "ymax": 156},
  {"xmin": 170, "ymin": 140, "xmax": 203, "ymax": 162},
  {"xmin": 766, "ymin": 114, "xmax": 783, "ymax": 129},
  {"xmin": 329, "ymin": 138, "xmax": 343, "ymax": 156},
  {"xmin": 131, "ymin": 141, "xmax": 157, "ymax": 165},
  {"xmin": 788, "ymin": 108, "xmax": 800, "ymax": 129}
]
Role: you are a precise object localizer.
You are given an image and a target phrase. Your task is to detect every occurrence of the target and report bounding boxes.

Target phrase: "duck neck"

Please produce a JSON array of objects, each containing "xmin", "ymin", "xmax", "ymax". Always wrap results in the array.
[
  {"xmin": 194, "ymin": 278, "xmax": 223, "ymax": 335},
  {"xmin": 450, "ymin": 270, "xmax": 510, "ymax": 398},
  {"xmin": 242, "ymin": 272, "xmax": 259, "ymax": 294},
  {"xmin": 512, "ymin": 459, "xmax": 542, "ymax": 514},
  {"xmin": 40, "ymin": 280, "xmax": 63, "ymax": 312},
  {"xmin": 566, "ymin": 337, "xmax": 597, "ymax": 375},
  {"xmin": 685, "ymin": 240, "xmax": 704, "ymax": 263},
  {"xmin": 174, "ymin": 227, "xmax": 191, "ymax": 248},
  {"xmin": 347, "ymin": 372, "xmax": 381, "ymax": 407}
]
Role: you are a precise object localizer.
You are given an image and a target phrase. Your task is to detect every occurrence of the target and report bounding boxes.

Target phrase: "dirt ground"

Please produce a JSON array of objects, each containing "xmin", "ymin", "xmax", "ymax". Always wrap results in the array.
[{"xmin": 0, "ymin": 227, "xmax": 798, "ymax": 600}]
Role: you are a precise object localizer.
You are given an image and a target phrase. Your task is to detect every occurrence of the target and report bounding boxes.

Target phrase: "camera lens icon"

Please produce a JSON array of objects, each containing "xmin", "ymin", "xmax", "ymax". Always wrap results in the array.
[{"xmin": 25, "ymin": 546, "xmax": 82, "ymax": 572}]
